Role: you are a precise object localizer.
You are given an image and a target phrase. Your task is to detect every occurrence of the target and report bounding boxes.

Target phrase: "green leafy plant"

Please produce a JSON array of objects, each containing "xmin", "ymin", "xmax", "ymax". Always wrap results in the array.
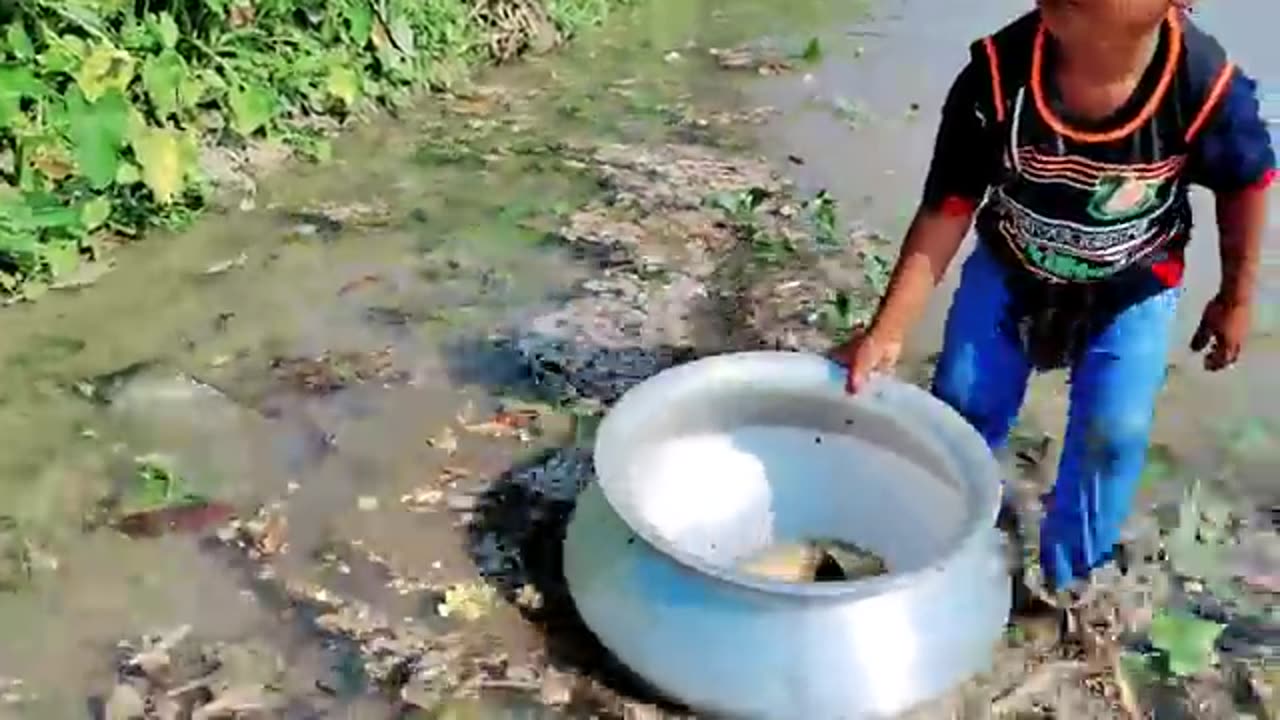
[
  {"xmin": 706, "ymin": 186, "xmax": 769, "ymax": 222},
  {"xmin": 123, "ymin": 457, "xmax": 207, "ymax": 514},
  {"xmin": 798, "ymin": 37, "xmax": 823, "ymax": 63},
  {"xmin": 817, "ymin": 288, "xmax": 860, "ymax": 340},
  {"xmin": 1167, "ymin": 480, "xmax": 1233, "ymax": 583},
  {"xmin": 0, "ymin": 0, "xmax": 628, "ymax": 297},
  {"xmin": 1149, "ymin": 609, "xmax": 1225, "ymax": 677},
  {"xmin": 811, "ymin": 189, "xmax": 839, "ymax": 247}
]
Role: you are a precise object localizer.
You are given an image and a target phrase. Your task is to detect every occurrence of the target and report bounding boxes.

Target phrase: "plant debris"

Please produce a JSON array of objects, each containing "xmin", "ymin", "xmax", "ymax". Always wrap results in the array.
[
  {"xmin": 110, "ymin": 458, "xmax": 234, "ymax": 539},
  {"xmin": 270, "ymin": 347, "xmax": 407, "ymax": 394},
  {"xmin": 438, "ymin": 582, "xmax": 499, "ymax": 621}
]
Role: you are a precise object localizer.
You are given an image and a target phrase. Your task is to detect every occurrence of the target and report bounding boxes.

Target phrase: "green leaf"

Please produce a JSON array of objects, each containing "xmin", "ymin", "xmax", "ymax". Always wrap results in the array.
[
  {"xmin": 6, "ymin": 24, "xmax": 35, "ymax": 62},
  {"xmin": 227, "ymin": 84, "xmax": 276, "ymax": 137},
  {"xmin": 39, "ymin": 35, "xmax": 89, "ymax": 75},
  {"xmin": 388, "ymin": 15, "xmax": 416, "ymax": 57},
  {"xmin": 179, "ymin": 70, "xmax": 210, "ymax": 109},
  {"xmin": 80, "ymin": 196, "xmax": 112, "ymax": 230},
  {"xmin": 142, "ymin": 50, "xmax": 187, "ymax": 119},
  {"xmin": 115, "ymin": 162, "xmax": 141, "ymax": 185},
  {"xmin": 123, "ymin": 458, "xmax": 206, "ymax": 514},
  {"xmin": 67, "ymin": 89, "xmax": 129, "ymax": 190},
  {"xmin": 152, "ymin": 12, "xmax": 180, "ymax": 50},
  {"xmin": 132, "ymin": 126, "xmax": 196, "ymax": 204},
  {"xmin": 345, "ymin": 0, "xmax": 375, "ymax": 45},
  {"xmin": 1149, "ymin": 609, "xmax": 1224, "ymax": 677},
  {"xmin": 326, "ymin": 65, "xmax": 361, "ymax": 107},
  {"xmin": 42, "ymin": 239, "xmax": 81, "ymax": 279},
  {"xmin": 5, "ymin": 191, "xmax": 82, "ymax": 232},
  {"xmin": 75, "ymin": 45, "xmax": 136, "ymax": 102},
  {"xmin": 800, "ymin": 37, "xmax": 823, "ymax": 63},
  {"xmin": 0, "ymin": 65, "xmax": 46, "ymax": 125}
]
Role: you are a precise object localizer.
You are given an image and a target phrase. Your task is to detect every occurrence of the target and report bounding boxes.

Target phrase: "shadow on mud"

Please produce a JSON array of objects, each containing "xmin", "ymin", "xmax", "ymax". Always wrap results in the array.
[{"xmin": 446, "ymin": 332, "xmax": 696, "ymax": 715}]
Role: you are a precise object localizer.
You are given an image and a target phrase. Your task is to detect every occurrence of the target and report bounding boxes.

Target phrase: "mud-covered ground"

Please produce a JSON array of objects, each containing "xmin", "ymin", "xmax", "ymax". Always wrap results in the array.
[{"xmin": 0, "ymin": 0, "xmax": 1277, "ymax": 718}]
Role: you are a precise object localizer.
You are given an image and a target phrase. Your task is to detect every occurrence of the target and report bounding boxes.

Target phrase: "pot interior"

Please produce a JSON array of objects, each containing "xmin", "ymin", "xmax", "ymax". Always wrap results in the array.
[{"xmin": 603, "ymin": 363, "xmax": 987, "ymax": 581}]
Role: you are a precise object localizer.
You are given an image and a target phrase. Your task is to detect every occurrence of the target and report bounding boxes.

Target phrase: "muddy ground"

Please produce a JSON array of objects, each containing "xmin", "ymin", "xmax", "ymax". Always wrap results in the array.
[{"xmin": 0, "ymin": 0, "xmax": 1277, "ymax": 718}]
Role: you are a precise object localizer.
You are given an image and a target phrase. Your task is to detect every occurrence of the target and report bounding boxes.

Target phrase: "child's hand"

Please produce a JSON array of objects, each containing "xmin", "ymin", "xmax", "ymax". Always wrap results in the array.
[
  {"xmin": 830, "ymin": 328, "xmax": 903, "ymax": 394},
  {"xmin": 1190, "ymin": 294, "xmax": 1251, "ymax": 371}
]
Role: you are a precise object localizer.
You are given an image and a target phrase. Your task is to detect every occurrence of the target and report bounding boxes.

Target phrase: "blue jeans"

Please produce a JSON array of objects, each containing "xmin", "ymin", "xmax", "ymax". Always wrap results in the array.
[{"xmin": 931, "ymin": 242, "xmax": 1178, "ymax": 591}]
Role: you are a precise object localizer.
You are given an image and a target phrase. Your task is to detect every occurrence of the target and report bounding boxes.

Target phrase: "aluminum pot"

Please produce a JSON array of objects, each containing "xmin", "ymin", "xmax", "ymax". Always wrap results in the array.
[{"xmin": 563, "ymin": 351, "xmax": 1010, "ymax": 719}]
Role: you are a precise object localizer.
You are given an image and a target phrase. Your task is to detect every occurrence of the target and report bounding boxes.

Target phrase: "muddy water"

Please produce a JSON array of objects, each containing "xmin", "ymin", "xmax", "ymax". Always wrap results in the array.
[
  {"xmin": 751, "ymin": 0, "xmax": 1280, "ymax": 506},
  {"xmin": 0, "ymin": 0, "xmax": 1273, "ymax": 715},
  {"xmin": 0, "ymin": 0, "xmax": 859, "ymax": 716}
]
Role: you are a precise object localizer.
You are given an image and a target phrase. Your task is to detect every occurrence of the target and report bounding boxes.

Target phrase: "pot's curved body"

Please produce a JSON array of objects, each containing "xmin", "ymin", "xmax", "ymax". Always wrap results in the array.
[{"xmin": 563, "ymin": 352, "xmax": 1011, "ymax": 719}]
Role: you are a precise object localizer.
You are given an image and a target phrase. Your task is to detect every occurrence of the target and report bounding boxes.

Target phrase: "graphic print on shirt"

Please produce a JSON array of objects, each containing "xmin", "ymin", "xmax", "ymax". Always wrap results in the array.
[
  {"xmin": 1087, "ymin": 174, "xmax": 1164, "ymax": 221},
  {"xmin": 988, "ymin": 128, "xmax": 1188, "ymax": 283}
]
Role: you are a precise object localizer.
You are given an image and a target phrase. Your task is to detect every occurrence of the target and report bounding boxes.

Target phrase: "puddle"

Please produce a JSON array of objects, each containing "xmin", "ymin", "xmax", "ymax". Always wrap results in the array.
[
  {"xmin": 0, "ymin": 0, "xmax": 1275, "ymax": 716},
  {"xmin": 0, "ymin": 0, "xmax": 855, "ymax": 715}
]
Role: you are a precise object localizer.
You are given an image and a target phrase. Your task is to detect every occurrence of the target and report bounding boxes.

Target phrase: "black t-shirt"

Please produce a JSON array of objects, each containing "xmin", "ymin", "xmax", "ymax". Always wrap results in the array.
[{"xmin": 921, "ymin": 45, "xmax": 1275, "ymax": 211}]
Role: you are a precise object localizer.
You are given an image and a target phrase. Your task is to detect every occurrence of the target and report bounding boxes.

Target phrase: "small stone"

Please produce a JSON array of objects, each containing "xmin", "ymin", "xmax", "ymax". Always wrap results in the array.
[
  {"xmin": 357, "ymin": 496, "xmax": 379, "ymax": 512},
  {"xmin": 538, "ymin": 668, "xmax": 575, "ymax": 706},
  {"xmin": 400, "ymin": 671, "xmax": 442, "ymax": 710},
  {"xmin": 445, "ymin": 492, "xmax": 479, "ymax": 512},
  {"xmin": 506, "ymin": 665, "xmax": 537, "ymax": 684}
]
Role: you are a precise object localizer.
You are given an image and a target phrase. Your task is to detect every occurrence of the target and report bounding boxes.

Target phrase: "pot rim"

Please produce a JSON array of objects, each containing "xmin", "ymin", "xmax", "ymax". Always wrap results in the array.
[{"xmin": 591, "ymin": 350, "xmax": 1004, "ymax": 599}]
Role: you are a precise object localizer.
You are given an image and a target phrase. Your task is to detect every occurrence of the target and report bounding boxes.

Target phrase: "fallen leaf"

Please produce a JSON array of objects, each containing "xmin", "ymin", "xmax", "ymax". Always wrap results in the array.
[
  {"xmin": 464, "ymin": 412, "xmax": 531, "ymax": 437},
  {"xmin": 115, "ymin": 502, "xmax": 235, "ymax": 539},
  {"xmin": 204, "ymin": 253, "xmax": 248, "ymax": 276},
  {"xmin": 440, "ymin": 466, "xmax": 470, "ymax": 483},
  {"xmin": 437, "ymin": 582, "xmax": 496, "ymax": 621},
  {"xmin": 338, "ymin": 273, "xmax": 382, "ymax": 296},
  {"xmin": 400, "ymin": 487, "xmax": 443, "ymax": 511},
  {"xmin": 254, "ymin": 510, "xmax": 288, "ymax": 556}
]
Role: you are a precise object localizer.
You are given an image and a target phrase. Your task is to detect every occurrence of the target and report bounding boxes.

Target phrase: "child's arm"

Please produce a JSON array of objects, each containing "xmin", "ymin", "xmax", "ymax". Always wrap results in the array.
[
  {"xmin": 866, "ymin": 205, "xmax": 973, "ymax": 345},
  {"xmin": 840, "ymin": 59, "xmax": 1001, "ymax": 391},
  {"xmin": 1214, "ymin": 186, "xmax": 1267, "ymax": 306},
  {"xmin": 1187, "ymin": 68, "xmax": 1275, "ymax": 371}
]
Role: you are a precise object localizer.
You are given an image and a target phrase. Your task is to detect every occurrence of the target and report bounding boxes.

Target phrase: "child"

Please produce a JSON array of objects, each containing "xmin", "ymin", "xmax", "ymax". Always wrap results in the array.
[{"xmin": 836, "ymin": 0, "xmax": 1274, "ymax": 612}]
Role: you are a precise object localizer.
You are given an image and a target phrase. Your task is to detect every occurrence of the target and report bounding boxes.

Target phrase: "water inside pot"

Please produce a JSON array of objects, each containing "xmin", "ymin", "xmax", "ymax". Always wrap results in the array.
[{"xmin": 738, "ymin": 538, "xmax": 889, "ymax": 583}]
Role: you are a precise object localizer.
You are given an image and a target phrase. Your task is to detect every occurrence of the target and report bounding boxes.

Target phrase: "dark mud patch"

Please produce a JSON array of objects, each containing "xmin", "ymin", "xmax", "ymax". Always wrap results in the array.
[{"xmin": 463, "ymin": 449, "xmax": 688, "ymax": 718}]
